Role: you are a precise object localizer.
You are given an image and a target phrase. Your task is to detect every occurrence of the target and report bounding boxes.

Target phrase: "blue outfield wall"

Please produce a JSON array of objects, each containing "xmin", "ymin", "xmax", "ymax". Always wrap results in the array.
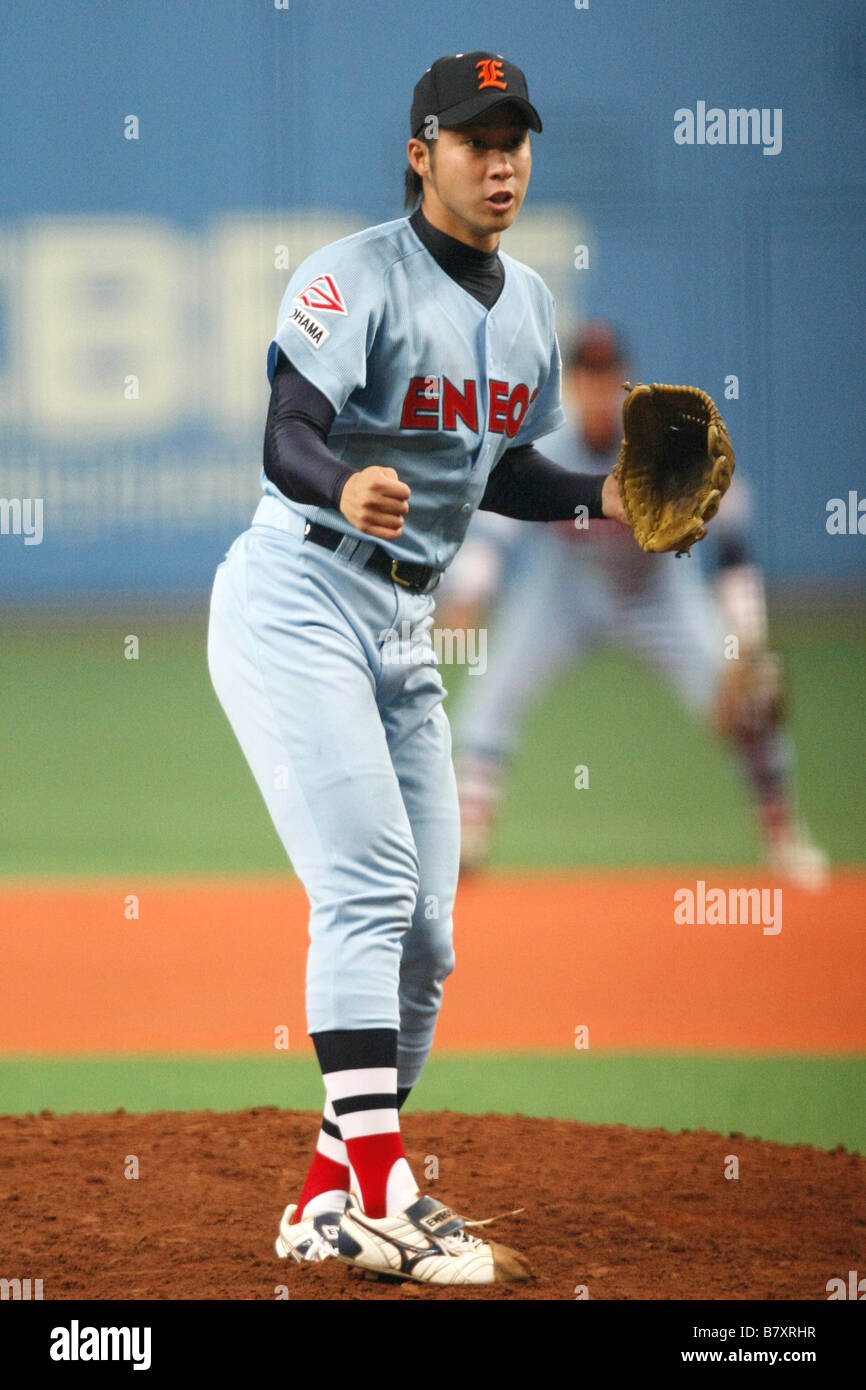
[{"xmin": 0, "ymin": 0, "xmax": 864, "ymax": 595}]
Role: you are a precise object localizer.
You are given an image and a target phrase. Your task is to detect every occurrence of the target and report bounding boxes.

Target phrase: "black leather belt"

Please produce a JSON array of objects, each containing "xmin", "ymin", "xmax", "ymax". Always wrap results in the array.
[{"xmin": 303, "ymin": 521, "xmax": 441, "ymax": 592}]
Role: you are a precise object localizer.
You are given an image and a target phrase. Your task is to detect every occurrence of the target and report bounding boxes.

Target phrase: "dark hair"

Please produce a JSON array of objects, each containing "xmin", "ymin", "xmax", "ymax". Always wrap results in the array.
[
  {"xmin": 403, "ymin": 134, "xmax": 436, "ymax": 209},
  {"xmin": 565, "ymin": 323, "xmax": 629, "ymax": 374},
  {"xmin": 404, "ymin": 165, "xmax": 422, "ymax": 209}
]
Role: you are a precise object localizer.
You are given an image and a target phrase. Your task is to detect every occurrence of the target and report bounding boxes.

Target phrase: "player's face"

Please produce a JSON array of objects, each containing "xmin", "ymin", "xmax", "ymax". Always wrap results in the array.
[
  {"xmin": 569, "ymin": 368, "xmax": 624, "ymax": 452},
  {"xmin": 412, "ymin": 113, "xmax": 531, "ymax": 251}
]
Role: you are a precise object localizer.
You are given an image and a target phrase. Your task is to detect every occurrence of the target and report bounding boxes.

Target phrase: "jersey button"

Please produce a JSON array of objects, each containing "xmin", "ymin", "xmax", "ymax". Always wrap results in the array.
[
  {"xmin": 435, "ymin": 548, "xmax": 444, "ymax": 563},
  {"xmin": 460, "ymin": 503, "xmax": 471, "ymax": 515}
]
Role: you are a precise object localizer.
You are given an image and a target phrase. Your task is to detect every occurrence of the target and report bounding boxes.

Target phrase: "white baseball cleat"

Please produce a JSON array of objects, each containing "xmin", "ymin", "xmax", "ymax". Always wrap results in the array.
[
  {"xmin": 766, "ymin": 824, "xmax": 830, "ymax": 891},
  {"xmin": 336, "ymin": 1194, "xmax": 531, "ymax": 1286},
  {"xmin": 275, "ymin": 1203, "xmax": 344, "ymax": 1263}
]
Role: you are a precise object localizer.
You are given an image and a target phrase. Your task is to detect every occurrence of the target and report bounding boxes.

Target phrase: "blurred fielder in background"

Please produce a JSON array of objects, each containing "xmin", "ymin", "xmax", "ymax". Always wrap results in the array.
[{"xmin": 440, "ymin": 322, "xmax": 829, "ymax": 890}]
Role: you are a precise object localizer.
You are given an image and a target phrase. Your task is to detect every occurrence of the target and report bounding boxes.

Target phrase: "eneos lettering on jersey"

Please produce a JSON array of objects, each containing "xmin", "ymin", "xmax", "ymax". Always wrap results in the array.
[{"xmin": 400, "ymin": 376, "xmax": 538, "ymax": 438}]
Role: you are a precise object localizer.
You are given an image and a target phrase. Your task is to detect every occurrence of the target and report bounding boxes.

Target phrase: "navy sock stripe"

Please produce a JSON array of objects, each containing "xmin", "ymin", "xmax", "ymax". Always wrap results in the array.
[
  {"xmin": 320, "ymin": 1116, "xmax": 343, "ymax": 1141},
  {"xmin": 331, "ymin": 1093, "xmax": 397, "ymax": 1118},
  {"xmin": 311, "ymin": 1028, "xmax": 398, "ymax": 1074}
]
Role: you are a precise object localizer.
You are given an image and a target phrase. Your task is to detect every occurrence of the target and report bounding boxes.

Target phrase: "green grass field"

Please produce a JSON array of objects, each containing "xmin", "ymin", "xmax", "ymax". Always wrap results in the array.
[
  {"xmin": 0, "ymin": 1053, "xmax": 862, "ymax": 1152},
  {"xmin": 2, "ymin": 605, "xmax": 863, "ymax": 878},
  {"xmin": 1, "ymin": 604, "xmax": 863, "ymax": 1145}
]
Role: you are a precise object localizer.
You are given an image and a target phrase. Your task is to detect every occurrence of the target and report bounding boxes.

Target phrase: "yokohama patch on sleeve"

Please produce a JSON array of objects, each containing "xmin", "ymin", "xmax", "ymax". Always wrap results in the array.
[
  {"xmin": 285, "ymin": 304, "xmax": 330, "ymax": 350},
  {"xmin": 294, "ymin": 273, "xmax": 347, "ymax": 314}
]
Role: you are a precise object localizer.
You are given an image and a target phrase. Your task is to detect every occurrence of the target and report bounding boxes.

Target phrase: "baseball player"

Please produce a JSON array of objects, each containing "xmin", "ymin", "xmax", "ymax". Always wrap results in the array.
[
  {"xmin": 442, "ymin": 323, "xmax": 829, "ymax": 889},
  {"xmin": 207, "ymin": 53, "xmax": 631, "ymax": 1285}
]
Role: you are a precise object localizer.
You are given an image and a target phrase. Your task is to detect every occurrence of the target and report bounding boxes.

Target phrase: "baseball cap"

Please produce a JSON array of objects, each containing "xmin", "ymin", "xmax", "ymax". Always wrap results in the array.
[
  {"xmin": 410, "ymin": 51, "xmax": 542, "ymax": 138},
  {"xmin": 567, "ymin": 322, "xmax": 629, "ymax": 372}
]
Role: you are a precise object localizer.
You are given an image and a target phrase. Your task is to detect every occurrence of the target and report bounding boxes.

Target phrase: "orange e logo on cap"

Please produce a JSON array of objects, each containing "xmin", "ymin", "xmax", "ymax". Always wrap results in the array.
[{"xmin": 475, "ymin": 58, "xmax": 507, "ymax": 91}]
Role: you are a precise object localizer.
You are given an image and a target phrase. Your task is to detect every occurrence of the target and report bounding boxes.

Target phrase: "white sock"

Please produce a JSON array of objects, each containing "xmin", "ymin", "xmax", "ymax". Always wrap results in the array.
[
  {"xmin": 385, "ymin": 1156, "xmax": 420, "ymax": 1216},
  {"xmin": 301, "ymin": 1187, "xmax": 348, "ymax": 1220}
]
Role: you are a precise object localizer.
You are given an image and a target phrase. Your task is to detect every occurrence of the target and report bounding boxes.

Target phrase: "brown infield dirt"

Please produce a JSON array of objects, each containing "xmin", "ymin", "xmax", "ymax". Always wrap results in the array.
[{"xmin": 0, "ymin": 1107, "xmax": 863, "ymax": 1301}]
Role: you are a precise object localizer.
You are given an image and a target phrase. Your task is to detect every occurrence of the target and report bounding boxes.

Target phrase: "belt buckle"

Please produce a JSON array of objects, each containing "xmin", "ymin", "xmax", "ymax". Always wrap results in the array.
[{"xmin": 390, "ymin": 557, "xmax": 416, "ymax": 589}]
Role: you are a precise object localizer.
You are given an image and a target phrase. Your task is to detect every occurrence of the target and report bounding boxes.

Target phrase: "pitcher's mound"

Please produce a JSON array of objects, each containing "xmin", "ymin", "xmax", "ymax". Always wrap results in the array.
[{"xmin": 0, "ymin": 1108, "xmax": 861, "ymax": 1300}]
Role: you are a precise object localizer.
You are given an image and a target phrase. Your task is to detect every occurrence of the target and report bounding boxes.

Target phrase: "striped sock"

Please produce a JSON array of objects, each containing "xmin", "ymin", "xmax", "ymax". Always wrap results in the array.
[
  {"xmin": 292, "ymin": 1099, "xmax": 351, "ymax": 1222},
  {"xmin": 313, "ymin": 1028, "xmax": 419, "ymax": 1219}
]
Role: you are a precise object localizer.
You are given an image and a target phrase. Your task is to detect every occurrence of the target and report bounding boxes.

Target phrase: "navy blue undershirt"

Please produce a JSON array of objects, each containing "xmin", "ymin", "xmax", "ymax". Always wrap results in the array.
[{"xmin": 262, "ymin": 205, "xmax": 607, "ymax": 526}]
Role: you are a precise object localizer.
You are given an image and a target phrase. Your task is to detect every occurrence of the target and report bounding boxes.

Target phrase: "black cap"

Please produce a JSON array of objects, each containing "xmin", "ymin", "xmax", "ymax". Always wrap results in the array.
[
  {"xmin": 567, "ymin": 322, "xmax": 629, "ymax": 373},
  {"xmin": 411, "ymin": 51, "xmax": 542, "ymax": 139}
]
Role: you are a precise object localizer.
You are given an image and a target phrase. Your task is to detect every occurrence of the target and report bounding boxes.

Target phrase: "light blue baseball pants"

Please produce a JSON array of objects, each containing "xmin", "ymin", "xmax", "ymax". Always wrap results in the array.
[{"xmin": 207, "ymin": 496, "xmax": 459, "ymax": 1088}]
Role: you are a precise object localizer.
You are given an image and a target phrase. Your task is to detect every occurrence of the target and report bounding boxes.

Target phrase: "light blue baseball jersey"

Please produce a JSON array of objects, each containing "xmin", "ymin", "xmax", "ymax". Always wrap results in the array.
[{"xmin": 263, "ymin": 216, "xmax": 566, "ymax": 570}]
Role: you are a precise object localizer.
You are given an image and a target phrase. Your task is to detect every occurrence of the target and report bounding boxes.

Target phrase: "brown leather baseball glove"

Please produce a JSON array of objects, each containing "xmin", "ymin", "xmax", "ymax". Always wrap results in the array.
[{"xmin": 614, "ymin": 383, "xmax": 735, "ymax": 556}]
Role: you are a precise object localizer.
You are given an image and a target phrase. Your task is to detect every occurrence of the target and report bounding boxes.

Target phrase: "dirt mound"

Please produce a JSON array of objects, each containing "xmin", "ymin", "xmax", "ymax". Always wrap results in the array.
[{"xmin": 0, "ymin": 1108, "xmax": 861, "ymax": 1300}]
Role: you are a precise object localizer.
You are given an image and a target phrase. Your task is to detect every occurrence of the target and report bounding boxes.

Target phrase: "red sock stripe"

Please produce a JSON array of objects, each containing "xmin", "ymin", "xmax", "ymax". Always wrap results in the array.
[
  {"xmin": 345, "ymin": 1132, "xmax": 406, "ymax": 1219},
  {"xmin": 292, "ymin": 1151, "xmax": 350, "ymax": 1223}
]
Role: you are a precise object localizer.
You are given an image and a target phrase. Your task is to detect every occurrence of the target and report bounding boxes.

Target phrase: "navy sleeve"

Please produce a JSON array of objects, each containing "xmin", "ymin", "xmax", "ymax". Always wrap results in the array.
[
  {"xmin": 263, "ymin": 350, "xmax": 356, "ymax": 510},
  {"xmin": 479, "ymin": 443, "xmax": 607, "ymax": 521}
]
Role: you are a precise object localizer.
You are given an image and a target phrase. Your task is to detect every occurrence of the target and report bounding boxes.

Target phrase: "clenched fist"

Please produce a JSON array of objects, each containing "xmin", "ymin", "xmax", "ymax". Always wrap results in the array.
[
  {"xmin": 601, "ymin": 473, "xmax": 628, "ymax": 525},
  {"xmin": 338, "ymin": 466, "xmax": 410, "ymax": 540}
]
